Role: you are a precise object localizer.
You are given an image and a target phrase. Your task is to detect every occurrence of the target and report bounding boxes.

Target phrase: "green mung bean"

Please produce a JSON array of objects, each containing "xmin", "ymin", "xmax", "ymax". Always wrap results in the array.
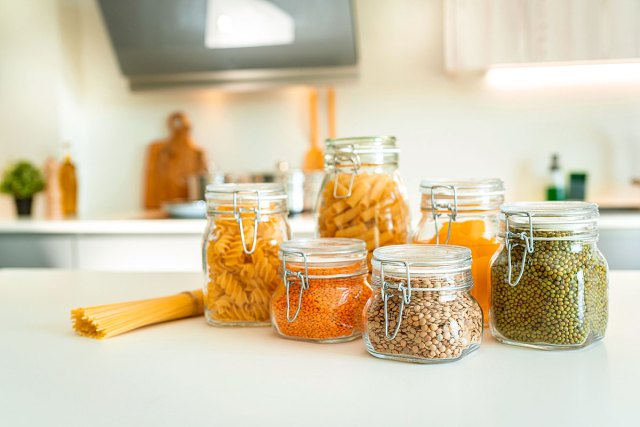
[{"xmin": 491, "ymin": 230, "xmax": 608, "ymax": 347}]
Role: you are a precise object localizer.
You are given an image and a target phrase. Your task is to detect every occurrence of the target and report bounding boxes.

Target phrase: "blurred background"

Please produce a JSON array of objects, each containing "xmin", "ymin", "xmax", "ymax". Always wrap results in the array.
[{"xmin": 1, "ymin": 0, "xmax": 639, "ymax": 270}]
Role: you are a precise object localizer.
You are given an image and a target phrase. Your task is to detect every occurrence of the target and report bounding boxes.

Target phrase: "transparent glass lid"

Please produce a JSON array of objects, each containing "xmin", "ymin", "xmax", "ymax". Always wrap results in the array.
[
  {"xmin": 206, "ymin": 183, "xmax": 287, "ymax": 199},
  {"xmin": 420, "ymin": 178, "xmax": 505, "ymax": 211},
  {"xmin": 325, "ymin": 136, "xmax": 399, "ymax": 155},
  {"xmin": 205, "ymin": 183, "xmax": 288, "ymax": 213},
  {"xmin": 501, "ymin": 201, "xmax": 598, "ymax": 226},
  {"xmin": 372, "ymin": 244, "xmax": 472, "ymax": 276},
  {"xmin": 279, "ymin": 238, "xmax": 367, "ymax": 264}
]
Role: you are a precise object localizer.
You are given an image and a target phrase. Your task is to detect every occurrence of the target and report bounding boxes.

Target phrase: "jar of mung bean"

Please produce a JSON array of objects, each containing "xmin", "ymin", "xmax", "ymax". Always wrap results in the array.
[
  {"xmin": 490, "ymin": 202, "xmax": 608, "ymax": 350},
  {"xmin": 363, "ymin": 244, "xmax": 483, "ymax": 363}
]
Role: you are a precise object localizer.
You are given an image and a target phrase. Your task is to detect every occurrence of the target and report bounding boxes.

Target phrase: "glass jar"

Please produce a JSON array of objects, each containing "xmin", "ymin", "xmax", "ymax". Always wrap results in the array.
[
  {"xmin": 490, "ymin": 201, "xmax": 609, "ymax": 350},
  {"xmin": 413, "ymin": 179, "xmax": 505, "ymax": 324},
  {"xmin": 203, "ymin": 183, "xmax": 290, "ymax": 326},
  {"xmin": 316, "ymin": 136, "xmax": 411, "ymax": 269},
  {"xmin": 363, "ymin": 244, "xmax": 483, "ymax": 363},
  {"xmin": 271, "ymin": 238, "xmax": 372, "ymax": 342}
]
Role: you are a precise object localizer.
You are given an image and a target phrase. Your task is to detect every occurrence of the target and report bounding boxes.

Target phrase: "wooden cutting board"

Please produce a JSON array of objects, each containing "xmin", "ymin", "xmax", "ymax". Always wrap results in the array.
[{"xmin": 144, "ymin": 112, "xmax": 207, "ymax": 209}]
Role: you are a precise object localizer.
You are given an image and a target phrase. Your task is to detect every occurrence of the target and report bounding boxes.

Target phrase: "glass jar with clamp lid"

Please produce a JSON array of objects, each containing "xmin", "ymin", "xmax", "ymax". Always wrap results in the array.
[{"xmin": 363, "ymin": 244, "xmax": 483, "ymax": 363}]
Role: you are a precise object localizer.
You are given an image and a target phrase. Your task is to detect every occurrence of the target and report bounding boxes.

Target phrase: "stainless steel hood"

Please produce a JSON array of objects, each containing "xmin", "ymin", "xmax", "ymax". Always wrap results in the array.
[{"xmin": 97, "ymin": 0, "xmax": 358, "ymax": 90}]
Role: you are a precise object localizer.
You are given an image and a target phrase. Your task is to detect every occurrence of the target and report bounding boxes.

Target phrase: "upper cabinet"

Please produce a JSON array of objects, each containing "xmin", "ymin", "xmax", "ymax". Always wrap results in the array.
[{"xmin": 445, "ymin": 0, "xmax": 640, "ymax": 72}]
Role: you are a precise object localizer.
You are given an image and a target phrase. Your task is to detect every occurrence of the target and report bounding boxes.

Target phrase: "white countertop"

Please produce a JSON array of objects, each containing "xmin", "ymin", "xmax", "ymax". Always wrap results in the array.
[
  {"xmin": 1, "ymin": 269, "xmax": 638, "ymax": 427},
  {"xmin": 0, "ymin": 211, "xmax": 637, "ymax": 234}
]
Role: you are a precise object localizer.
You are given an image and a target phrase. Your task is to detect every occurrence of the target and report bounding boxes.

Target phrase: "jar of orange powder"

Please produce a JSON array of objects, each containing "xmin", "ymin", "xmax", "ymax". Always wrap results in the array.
[
  {"xmin": 413, "ymin": 179, "xmax": 505, "ymax": 324},
  {"xmin": 271, "ymin": 238, "xmax": 372, "ymax": 343}
]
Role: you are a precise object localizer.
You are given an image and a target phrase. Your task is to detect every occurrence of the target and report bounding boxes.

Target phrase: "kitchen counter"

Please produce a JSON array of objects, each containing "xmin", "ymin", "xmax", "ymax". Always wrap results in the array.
[
  {"xmin": 0, "ymin": 214, "xmax": 316, "ymax": 235},
  {"xmin": 1, "ymin": 269, "xmax": 638, "ymax": 427},
  {"xmin": 0, "ymin": 212, "xmax": 639, "ymax": 270},
  {"xmin": 0, "ymin": 211, "xmax": 637, "ymax": 234}
]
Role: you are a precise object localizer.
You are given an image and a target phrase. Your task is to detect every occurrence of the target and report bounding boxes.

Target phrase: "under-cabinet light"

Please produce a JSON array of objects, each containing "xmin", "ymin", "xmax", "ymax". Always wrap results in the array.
[{"xmin": 485, "ymin": 62, "xmax": 640, "ymax": 89}]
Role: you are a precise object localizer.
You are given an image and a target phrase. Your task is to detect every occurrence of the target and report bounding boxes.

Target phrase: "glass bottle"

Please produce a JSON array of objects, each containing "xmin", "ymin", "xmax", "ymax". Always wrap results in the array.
[
  {"xmin": 363, "ymin": 244, "xmax": 483, "ymax": 363},
  {"xmin": 59, "ymin": 143, "xmax": 77, "ymax": 217},
  {"xmin": 203, "ymin": 183, "xmax": 290, "ymax": 326},
  {"xmin": 413, "ymin": 178, "xmax": 504, "ymax": 324},
  {"xmin": 316, "ymin": 136, "xmax": 411, "ymax": 270},
  {"xmin": 490, "ymin": 201, "xmax": 608, "ymax": 350},
  {"xmin": 271, "ymin": 238, "xmax": 372, "ymax": 342}
]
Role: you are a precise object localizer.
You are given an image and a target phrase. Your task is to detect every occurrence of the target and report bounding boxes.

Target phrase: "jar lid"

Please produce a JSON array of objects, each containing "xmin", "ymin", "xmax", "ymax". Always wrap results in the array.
[
  {"xmin": 372, "ymin": 244, "xmax": 472, "ymax": 277},
  {"xmin": 420, "ymin": 178, "xmax": 505, "ymax": 211},
  {"xmin": 325, "ymin": 136, "xmax": 399, "ymax": 155},
  {"xmin": 501, "ymin": 201, "xmax": 598, "ymax": 219},
  {"xmin": 206, "ymin": 182, "xmax": 287, "ymax": 199},
  {"xmin": 205, "ymin": 183, "xmax": 288, "ymax": 213},
  {"xmin": 500, "ymin": 201, "xmax": 599, "ymax": 234},
  {"xmin": 279, "ymin": 238, "xmax": 367, "ymax": 265}
]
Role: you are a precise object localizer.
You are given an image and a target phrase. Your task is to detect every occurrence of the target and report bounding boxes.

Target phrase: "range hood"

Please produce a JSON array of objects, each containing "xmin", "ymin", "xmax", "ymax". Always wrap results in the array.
[{"xmin": 97, "ymin": 0, "xmax": 358, "ymax": 90}]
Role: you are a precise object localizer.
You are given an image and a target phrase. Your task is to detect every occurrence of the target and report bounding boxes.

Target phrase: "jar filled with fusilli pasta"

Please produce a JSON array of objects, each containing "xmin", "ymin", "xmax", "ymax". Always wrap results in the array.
[
  {"xmin": 316, "ymin": 136, "xmax": 411, "ymax": 270},
  {"xmin": 204, "ymin": 183, "xmax": 290, "ymax": 326}
]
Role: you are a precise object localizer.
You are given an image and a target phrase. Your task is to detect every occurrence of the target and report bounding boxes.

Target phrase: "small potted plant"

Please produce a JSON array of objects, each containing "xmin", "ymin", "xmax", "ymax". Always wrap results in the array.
[{"xmin": 0, "ymin": 161, "xmax": 46, "ymax": 217}]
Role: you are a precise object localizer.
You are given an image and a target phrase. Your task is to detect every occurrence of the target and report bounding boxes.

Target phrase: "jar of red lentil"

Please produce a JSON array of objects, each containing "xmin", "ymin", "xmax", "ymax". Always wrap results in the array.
[{"xmin": 271, "ymin": 238, "xmax": 372, "ymax": 342}]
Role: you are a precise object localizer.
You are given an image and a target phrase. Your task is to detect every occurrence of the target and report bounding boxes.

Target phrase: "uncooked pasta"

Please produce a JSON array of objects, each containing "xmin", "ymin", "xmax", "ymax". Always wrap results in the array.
[
  {"xmin": 205, "ymin": 205, "xmax": 288, "ymax": 325},
  {"xmin": 317, "ymin": 172, "xmax": 410, "ymax": 267},
  {"xmin": 71, "ymin": 289, "xmax": 203, "ymax": 339}
]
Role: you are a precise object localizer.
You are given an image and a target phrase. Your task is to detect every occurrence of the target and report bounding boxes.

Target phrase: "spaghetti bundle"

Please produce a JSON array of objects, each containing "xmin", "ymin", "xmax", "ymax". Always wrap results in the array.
[{"xmin": 71, "ymin": 289, "xmax": 204, "ymax": 339}]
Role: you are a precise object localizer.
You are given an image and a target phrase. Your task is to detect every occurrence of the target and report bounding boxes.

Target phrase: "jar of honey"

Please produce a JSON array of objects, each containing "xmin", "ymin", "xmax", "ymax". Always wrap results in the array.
[{"xmin": 413, "ymin": 179, "xmax": 505, "ymax": 324}]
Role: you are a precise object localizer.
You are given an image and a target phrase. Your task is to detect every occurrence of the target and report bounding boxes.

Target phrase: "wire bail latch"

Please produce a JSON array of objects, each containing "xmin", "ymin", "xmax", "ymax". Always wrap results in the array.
[
  {"xmin": 332, "ymin": 147, "xmax": 361, "ymax": 199},
  {"xmin": 430, "ymin": 185, "xmax": 458, "ymax": 244},
  {"xmin": 380, "ymin": 260, "xmax": 412, "ymax": 340},
  {"xmin": 504, "ymin": 211, "xmax": 535, "ymax": 287},
  {"xmin": 233, "ymin": 190, "xmax": 262, "ymax": 255},
  {"xmin": 281, "ymin": 251, "xmax": 310, "ymax": 322}
]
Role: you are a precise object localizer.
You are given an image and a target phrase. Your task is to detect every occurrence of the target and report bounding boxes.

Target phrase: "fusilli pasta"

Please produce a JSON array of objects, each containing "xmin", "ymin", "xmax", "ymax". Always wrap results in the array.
[{"xmin": 205, "ymin": 206, "xmax": 289, "ymax": 324}]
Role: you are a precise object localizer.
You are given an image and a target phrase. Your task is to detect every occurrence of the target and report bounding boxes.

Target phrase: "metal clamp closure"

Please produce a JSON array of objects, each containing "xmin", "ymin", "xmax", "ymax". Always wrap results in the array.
[
  {"xmin": 281, "ymin": 251, "xmax": 310, "ymax": 322},
  {"xmin": 430, "ymin": 185, "xmax": 458, "ymax": 244},
  {"xmin": 380, "ymin": 260, "xmax": 412, "ymax": 341},
  {"xmin": 232, "ymin": 190, "xmax": 261, "ymax": 255},
  {"xmin": 332, "ymin": 147, "xmax": 361, "ymax": 199},
  {"xmin": 504, "ymin": 211, "xmax": 535, "ymax": 287}
]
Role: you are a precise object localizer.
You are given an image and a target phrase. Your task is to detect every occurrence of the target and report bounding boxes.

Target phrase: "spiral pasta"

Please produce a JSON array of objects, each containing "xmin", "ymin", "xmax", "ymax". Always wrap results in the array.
[
  {"xmin": 205, "ymin": 208, "xmax": 288, "ymax": 324},
  {"xmin": 317, "ymin": 172, "xmax": 410, "ymax": 267}
]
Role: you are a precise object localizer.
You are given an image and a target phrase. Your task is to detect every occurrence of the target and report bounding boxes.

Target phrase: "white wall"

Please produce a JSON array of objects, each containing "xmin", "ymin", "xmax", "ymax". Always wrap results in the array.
[{"xmin": 1, "ymin": 0, "xmax": 640, "ymax": 218}]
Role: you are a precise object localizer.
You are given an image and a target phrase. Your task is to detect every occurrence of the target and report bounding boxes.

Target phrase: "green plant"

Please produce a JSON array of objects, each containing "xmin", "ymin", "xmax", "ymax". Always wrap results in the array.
[{"xmin": 0, "ymin": 161, "xmax": 45, "ymax": 199}]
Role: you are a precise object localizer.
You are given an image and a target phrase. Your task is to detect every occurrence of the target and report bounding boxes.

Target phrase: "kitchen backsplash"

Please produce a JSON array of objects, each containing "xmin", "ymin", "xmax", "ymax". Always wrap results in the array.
[{"xmin": 1, "ymin": 0, "xmax": 640, "ymax": 217}]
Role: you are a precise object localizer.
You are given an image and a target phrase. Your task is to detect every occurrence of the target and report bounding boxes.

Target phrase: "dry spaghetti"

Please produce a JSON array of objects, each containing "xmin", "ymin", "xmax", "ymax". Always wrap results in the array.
[{"xmin": 71, "ymin": 289, "xmax": 203, "ymax": 339}]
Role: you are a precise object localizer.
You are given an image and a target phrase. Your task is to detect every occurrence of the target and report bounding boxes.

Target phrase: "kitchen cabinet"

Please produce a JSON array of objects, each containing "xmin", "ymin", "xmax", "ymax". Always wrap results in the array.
[
  {"xmin": 445, "ymin": 0, "xmax": 640, "ymax": 72},
  {"xmin": 598, "ymin": 229, "xmax": 640, "ymax": 270},
  {"xmin": 75, "ymin": 235, "xmax": 203, "ymax": 271},
  {"xmin": 0, "ymin": 216, "xmax": 315, "ymax": 271},
  {"xmin": 0, "ymin": 235, "xmax": 74, "ymax": 268}
]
